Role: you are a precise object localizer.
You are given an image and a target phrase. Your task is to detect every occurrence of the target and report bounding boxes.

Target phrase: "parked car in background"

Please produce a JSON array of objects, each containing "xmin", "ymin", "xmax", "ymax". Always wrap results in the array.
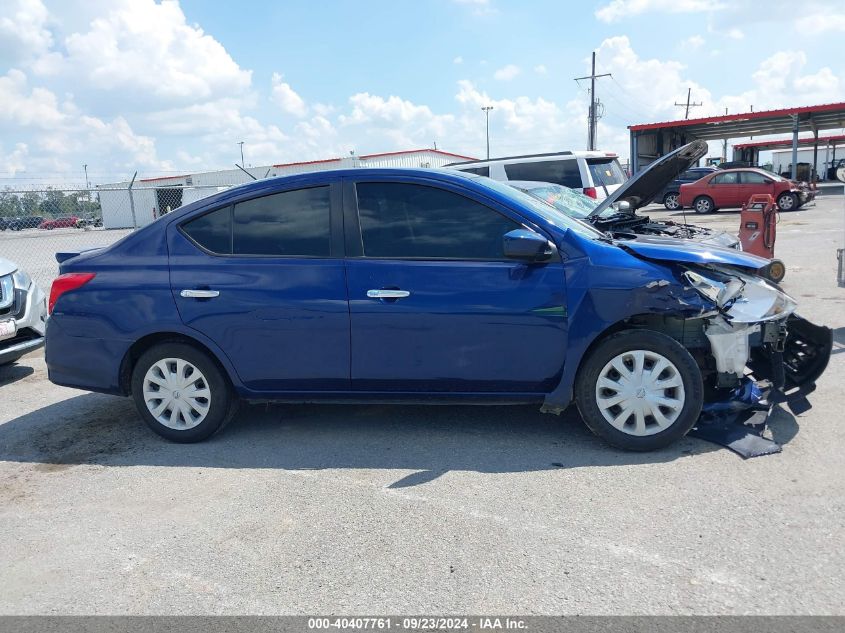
[
  {"xmin": 6, "ymin": 216, "xmax": 45, "ymax": 231},
  {"xmin": 678, "ymin": 168, "xmax": 812, "ymax": 213},
  {"xmin": 39, "ymin": 215, "xmax": 80, "ymax": 230},
  {"xmin": 0, "ymin": 217, "xmax": 9, "ymax": 231},
  {"xmin": 76, "ymin": 215, "xmax": 103, "ymax": 229},
  {"xmin": 46, "ymin": 142, "xmax": 830, "ymax": 452},
  {"xmin": 445, "ymin": 150, "xmax": 627, "ymax": 201},
  {"xmin": 0, "ymin": 258, "xmax": 47, "ymax": 366},
  {"xmin": 656, "ymin": 166, "xmax": 717, "ymax": 210}
]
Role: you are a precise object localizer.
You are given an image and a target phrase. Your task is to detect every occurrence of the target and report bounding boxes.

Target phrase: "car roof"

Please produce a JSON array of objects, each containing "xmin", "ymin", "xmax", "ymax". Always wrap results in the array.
[{"xmin": 445, "ymin": 150, "xmax": 616, "ymax": 167}]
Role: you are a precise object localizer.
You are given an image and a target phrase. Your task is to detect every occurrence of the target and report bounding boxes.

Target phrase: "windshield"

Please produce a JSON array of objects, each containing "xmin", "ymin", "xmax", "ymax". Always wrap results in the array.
[
  {"xmin": 512, "ymin": 183, "xmax": 598, "ymax": 219},
  {"xmin": 474, "ymin": 178, "xmax": 607, "ymax": 240}
]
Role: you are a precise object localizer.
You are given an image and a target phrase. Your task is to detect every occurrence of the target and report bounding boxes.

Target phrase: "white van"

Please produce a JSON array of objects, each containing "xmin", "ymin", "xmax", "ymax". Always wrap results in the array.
[{"xmin": 445, "ymin": 151, "xmax": 627, "ymax": 201}]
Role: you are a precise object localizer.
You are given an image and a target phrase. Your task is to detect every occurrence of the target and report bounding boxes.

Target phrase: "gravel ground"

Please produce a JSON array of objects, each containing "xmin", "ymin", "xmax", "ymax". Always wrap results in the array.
[{"xmin": 0, "ymin": 194, "xmax": 843, "ymax": 615}]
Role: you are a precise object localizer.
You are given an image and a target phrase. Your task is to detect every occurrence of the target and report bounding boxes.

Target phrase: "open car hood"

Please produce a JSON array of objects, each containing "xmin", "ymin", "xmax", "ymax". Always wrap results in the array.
[
  {"xmin": 589, "ymin": 139, "xmax": 708, "ymax": 217},
  {"xmin": 619, "ymin": 235, "xmax": 769, "ymax": 270}
]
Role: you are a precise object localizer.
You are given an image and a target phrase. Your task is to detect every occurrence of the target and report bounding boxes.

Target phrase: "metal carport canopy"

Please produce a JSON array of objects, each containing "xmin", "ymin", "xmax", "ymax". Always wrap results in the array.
[{"xmin": 628, "ymin": 102, "xmax": 845, "ymax": 176}]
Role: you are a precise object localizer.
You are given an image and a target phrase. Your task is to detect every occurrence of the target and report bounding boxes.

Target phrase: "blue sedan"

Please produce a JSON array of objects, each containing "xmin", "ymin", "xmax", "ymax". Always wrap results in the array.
[{"xmin": 45, "ymin": 146, "xmax": 830, "ymax": 450}]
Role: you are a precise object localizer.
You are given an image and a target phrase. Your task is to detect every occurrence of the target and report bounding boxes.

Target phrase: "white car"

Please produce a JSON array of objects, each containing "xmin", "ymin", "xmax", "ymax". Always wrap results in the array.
[
  {"xmin": 0, "ymin": 258, "xmax": 47, "ymax": 366},
  {"xmin": 445, "ymin": 150, "xmax": 627, "ymax": 201}
]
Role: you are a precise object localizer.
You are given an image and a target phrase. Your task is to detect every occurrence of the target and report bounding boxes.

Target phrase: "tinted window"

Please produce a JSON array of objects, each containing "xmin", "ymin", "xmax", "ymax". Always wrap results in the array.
[
  {"xmin": 356, "ymin": 183, "xmax": 521, "ymax": 259},
  {"xmin": 712, "ymin": 172, "xmax": 739, "ymax": 185},
  {"xmin": 739, "ymin": 171, "xmax": 771, "ymax": 184},
  {"xmin": 504, "ymin": 159, "xmax": 582, "ymax": 188},
  {"xmin": 457, "ymin": 166, "xmax": 490, "ymax": 177},
  {"xmin": 586, "ymin": 158, "xmax": 625, "ymax": 186},
  {"xmin": 182, "ymin": 206, "xmax": 232, "ymax": 254},
  {"xmin": 233, "ymin": 187, "xmax": 330, "ymax": 256}
]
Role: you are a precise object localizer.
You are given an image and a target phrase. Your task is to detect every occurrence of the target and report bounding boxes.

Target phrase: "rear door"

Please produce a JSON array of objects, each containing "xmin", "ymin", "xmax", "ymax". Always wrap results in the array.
[
  {"xmin": 168, "ymin": 181, "xmax": 349, "ymax": 392},
  {"xmin": 503, "ymin": 158, "xmax": 583, "ymax": 190},
  {"xmin": 343, "ymin": 176, "xmax": 568, "ymax": 393},
  {"xmin": 708, "ymin": 171, "xmax": 741, "ymax": 207}
]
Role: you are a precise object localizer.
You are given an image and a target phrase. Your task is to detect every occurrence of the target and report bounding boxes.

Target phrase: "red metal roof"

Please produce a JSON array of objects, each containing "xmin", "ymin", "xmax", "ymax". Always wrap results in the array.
[
  {"xmin": 733, "ymin": 134, "xmax": 845, "ymax": 150},
  {"xmin": 271, "ymin": 148, "xmax": 477, "ymax": 169},
  {"xmin": 629, "ymin": 102, "xmax": 845, "ymax": 132}
]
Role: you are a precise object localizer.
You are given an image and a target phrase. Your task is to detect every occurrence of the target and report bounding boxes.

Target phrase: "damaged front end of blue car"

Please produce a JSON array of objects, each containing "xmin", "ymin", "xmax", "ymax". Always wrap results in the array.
[{"xmin": 541, "ymin": 228, "xmax": 832, "ymax": 456}]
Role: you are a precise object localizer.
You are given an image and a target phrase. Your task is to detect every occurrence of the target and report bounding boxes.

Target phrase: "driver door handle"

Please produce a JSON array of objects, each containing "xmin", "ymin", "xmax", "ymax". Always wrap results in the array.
[
  {"xmin": 367, "ymin": 289, "xmax": 410, "ymax": 299},
  {"xmin": 180, "ymin": 289, "xmax": 220, "ymax": 299}
]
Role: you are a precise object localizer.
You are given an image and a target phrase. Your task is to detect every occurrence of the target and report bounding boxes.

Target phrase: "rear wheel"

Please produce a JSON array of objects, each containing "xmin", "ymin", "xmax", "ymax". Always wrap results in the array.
[
  {"xmin": 130, "ymin": 343, "xmax": 236, "ymax": 442},
  {"xmin": 693, "ymin": 196, "xmax": 714, "ymax": 214},
  {"xmin": 777, "ymin": 192, "xmax": 798, "ymax": 211},
  {"xmin": 575, "ymin": 330, "xmax": 703, "ymax": 451},
  {"xmin": 663, "ymin": 192, "xmax": 681, "ymax": 210}
]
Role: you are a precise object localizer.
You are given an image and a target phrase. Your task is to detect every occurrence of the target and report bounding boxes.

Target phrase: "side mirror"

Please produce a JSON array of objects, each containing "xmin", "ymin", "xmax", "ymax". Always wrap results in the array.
[{"xmin": 502, "ymin": 229, "xmax": 553, "ymax": 262}]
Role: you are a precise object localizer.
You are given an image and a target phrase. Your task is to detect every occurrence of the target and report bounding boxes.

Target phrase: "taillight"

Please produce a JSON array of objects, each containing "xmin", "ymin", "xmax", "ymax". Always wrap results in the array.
[
  {"xmin": 583, "ymin": 187, "xmax": 597, "ymax": 199},
  {"xmin": 49, "ymin": 273, "xmax": 96, "ymax": 314}
]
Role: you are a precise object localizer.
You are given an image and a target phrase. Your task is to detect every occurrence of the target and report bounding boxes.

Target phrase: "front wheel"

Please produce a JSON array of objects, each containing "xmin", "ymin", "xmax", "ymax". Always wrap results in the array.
[
  {"xmin": 575, "ymin": 330, "xmax": 703, "ymax": 451},
  {"xmin": 777, "ymin": 192, "xmax": 798, "ymax": 211},
  {"xmin": 130, "ymin": 342, "xmax": 236, "ymax": 442},
  {"xmin": 663, "ymin": 192, "xmax": 681, "ymax": 210}
]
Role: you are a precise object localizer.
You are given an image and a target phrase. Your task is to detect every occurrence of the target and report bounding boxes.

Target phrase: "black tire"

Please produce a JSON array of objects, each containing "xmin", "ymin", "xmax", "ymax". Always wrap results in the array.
[
  {"xmin": 130, "ymin": 342, "xmax": 236, "ymax": 443},
  {"xmin": 692, "ymin": 196, "xmax": 714, "ymax": 214},
  {"xmin": 662, "ymin": 192, "xmax": 681, "ymax": 210},
  {"xmin": 777, "ymin": 192, "xmax": 798, "ymax": 212},
  {"xmin": 574, "ymin": 329, "xmax": 704, "ymax": 451}
]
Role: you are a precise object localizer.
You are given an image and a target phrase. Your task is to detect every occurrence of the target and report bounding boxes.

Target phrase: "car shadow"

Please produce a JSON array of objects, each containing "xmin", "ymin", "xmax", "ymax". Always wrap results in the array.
[
  {"xmin": 0, "ymin": 362, "xmax": 35, "ymax": 387},
  {"xmin": 0, "ymin": 393, "xmax": 731, "ymax": 485}
]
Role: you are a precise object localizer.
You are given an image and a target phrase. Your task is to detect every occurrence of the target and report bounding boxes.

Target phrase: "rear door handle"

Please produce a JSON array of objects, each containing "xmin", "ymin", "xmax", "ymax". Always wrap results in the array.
[
  {"xmin": 367, "ymin": 289, "xmax": 410, "ymax": 299},
  {"xmin": 180, "ymin": 289, "xmax": 220, "ymax": 298}
]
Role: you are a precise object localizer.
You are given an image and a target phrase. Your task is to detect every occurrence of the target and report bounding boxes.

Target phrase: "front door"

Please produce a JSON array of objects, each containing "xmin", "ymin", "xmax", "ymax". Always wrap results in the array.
[
  {"xmin": 344, "ymin": 178, "xmax": 568, "ymax": 393},
  {"xmin": 168, "ymin": 182, "xmax": 349, "ymax": 392}
]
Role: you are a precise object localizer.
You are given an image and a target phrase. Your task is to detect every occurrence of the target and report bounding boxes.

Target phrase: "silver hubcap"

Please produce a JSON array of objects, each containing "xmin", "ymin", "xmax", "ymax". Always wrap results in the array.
[
  {"xmin": 695, "ymin": 199, "xmax": 710, "ymax": 213},
  {"xmin": 143, "ymin": 358, "xmax": 211, "ymax": 430},
  {"xmin": 595, "ymin": 350, "xmax": 685, "ymax": 437},
  {"xmin": 665, "ymin": 194, "xmax": 679, "ymax": 209},
  {"xmin": 779, "ymin": 195, "xmax": 794, "ymax": 210}
]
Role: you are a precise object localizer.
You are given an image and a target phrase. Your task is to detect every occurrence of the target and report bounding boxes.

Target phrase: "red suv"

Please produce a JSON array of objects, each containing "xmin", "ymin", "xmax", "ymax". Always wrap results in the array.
[
  {"xmin": 39, "ymin": 216, "xmax": 80, "ymax": 230},
  {"xmin": 678, "ymin": 168, "xmax": 810, "ymax": 213}
]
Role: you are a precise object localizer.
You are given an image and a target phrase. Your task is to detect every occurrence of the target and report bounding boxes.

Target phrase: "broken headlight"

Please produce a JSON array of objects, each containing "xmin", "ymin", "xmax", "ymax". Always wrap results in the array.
[{"xmin": 683, "ymin": 268, "xmax": 797, "ymax": 323}]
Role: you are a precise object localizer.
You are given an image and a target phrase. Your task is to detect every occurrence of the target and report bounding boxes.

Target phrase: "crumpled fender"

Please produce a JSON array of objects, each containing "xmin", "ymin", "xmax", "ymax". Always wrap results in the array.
[{"xmin": 541, "ymin": 234, "xmax": 715, "ymax": 413}]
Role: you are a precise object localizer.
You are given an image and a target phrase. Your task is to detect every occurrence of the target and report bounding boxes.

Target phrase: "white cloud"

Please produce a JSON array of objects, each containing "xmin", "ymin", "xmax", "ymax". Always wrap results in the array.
[
  {"xmin": 58, "ymin": 0, "xmax": 251, "ymax": 104},
  {"xmin": 534, "ymin": 64, "xmax": 548, "ymax": 75},
  {"xmin": 596, "ymin": 0, "xmax": 724, "ymax": 22},
  {"xmin": 453, "ymin": 56, "xmax": 464, "ymax": 64},
  {"xmin": 796, "ymin": 12, "xmax": 845, "ymax": 33},
  {"xmin": 493, "ymin": 64, "xmax": 521, "ymax": 81},
  {"xmin": 270, "ymin": 73, "xmax": 307, "ymax": 117},
  {"xmin": 0, "ymin": 0, "xmax": 52, "ymax": 65},
  {"xmin": 683, "ymin": 34, "xmax": 705, "ymax": 49},
  {"xmin": 726, "ymin": 27, "xmax": 744, "ymax": 40},
  {"xmin": 0, "ymin": 142, "xmax": 29, "ymax": 176}
]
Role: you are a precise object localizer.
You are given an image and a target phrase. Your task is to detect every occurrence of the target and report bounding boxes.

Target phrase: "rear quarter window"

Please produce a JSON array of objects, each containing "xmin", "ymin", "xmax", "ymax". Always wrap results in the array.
[
  {"xmin": 504, "ymin": 159, "xmax": 582, "ymax": 188},
  {"xmin": 586, "ymin": 159, "xmax": 625, "ymax": 187},
  {"xmin": 456, "ymin": 166, "xmax": 490, "ymax": 177}
]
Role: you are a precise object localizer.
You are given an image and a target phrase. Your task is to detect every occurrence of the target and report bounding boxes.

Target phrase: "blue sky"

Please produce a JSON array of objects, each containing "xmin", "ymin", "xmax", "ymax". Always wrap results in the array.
[{"xmin": 1, "ymin": 0, "xmax": 843, "ymax": 183}]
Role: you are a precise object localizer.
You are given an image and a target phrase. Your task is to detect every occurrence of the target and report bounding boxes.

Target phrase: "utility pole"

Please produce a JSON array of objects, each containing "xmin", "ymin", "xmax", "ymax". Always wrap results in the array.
[
  {"xmin": 83, "ymin": 163, "xmax": 90, "ymax": 207},
  {"xmin": 481, "ymin": 106, "xmax": 494, "ymax": 159},
  {"xmin": 237, "ymin": 141, "xmax": 245, "ymax": 166},
  {"xmin": 574, "ymin": 51, "xmax": 611, "ymax": 150},
  {"xmin": 674, "ymin": 87, "xmax": 702, "ymax": 119},
  {"xmin": 722, "ymin": 107, "xmax": 728, "ymax": 163}
]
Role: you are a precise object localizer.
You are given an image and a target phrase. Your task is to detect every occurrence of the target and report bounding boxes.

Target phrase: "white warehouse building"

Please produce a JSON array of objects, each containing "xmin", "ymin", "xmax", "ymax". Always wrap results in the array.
[{"xmin": 96, "ymin": 148, "xmax": 476, "ymax": 229}]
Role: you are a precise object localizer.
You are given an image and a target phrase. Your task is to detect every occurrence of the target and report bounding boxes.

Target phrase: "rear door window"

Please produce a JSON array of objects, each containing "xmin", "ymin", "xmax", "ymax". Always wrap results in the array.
[
  {"xmin": 233, "ymin": 187, "xmax": 331, "ymax": 257},
  {"xmin": 712, "ymin": 172, "xmax": 739, "ymax": 185},
  {"xmin": 586, "ymin": 158, "xmax": 625, "ymax": 187},
  {"xmin": 504, "ymin": 159, "xmax": 582, "ymax": 188},
  {"xmin": 355, "ymin": 182, "xmax": 521, "ymax": 259},
  {"xmin": 456, "ymin": 166, "xmax": 490, "ymax": 177},
  {"xmin": 182, "ymin": 206, "xmax": 232, "ymax": 254}
]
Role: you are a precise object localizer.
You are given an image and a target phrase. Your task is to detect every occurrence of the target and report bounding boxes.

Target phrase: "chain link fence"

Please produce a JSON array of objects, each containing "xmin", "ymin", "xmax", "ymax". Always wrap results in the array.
[{"xmin": 0, "ymin": 183, "xmax": 231, "ymax": 289}]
